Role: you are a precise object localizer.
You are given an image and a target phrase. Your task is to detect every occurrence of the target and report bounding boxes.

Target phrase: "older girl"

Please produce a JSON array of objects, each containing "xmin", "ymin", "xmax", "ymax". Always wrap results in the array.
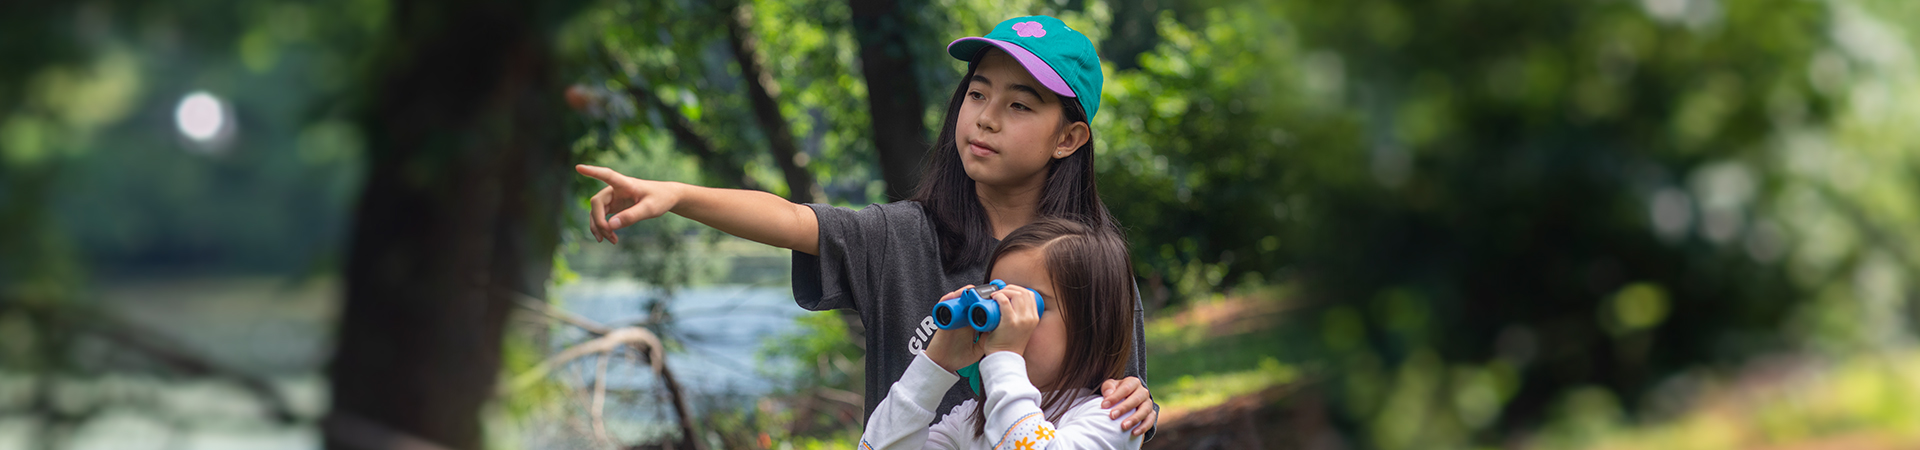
[{"xmin": 575, "ymin": 15, "xmax": 1156, "ymax": 433}]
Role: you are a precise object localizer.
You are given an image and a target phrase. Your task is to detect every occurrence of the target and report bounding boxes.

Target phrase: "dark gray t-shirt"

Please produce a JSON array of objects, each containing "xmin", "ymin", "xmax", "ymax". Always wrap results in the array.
[{"xmin": 790, "ymin": 201, "xmax": 1148, "ymax": 420}]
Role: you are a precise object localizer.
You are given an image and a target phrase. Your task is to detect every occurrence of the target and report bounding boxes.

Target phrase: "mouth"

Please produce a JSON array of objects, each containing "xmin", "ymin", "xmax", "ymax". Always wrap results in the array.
[{"xmin": 967, "ymin": 139, "xmax": 997, "ymax": 157}]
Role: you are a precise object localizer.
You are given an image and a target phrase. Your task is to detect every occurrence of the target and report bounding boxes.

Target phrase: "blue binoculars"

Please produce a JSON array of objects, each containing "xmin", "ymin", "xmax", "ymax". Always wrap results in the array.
[{"xmin": 931, "ymin": 279, "xmax": 1045, "ymax": 332}]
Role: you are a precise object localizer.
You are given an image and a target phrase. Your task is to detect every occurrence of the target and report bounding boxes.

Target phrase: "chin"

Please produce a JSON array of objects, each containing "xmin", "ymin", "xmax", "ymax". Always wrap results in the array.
[{"xmin": 959, "ymin": 159, "xmax": 993, "ymax": 183}]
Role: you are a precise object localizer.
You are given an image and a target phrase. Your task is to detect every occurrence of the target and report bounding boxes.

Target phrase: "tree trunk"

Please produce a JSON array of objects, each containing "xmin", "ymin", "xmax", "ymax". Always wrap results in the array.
[
  {"xmin": 724, "ymin": 2, "xmax": 822, "ymax": 204},
  {"xmin": 722, "ymin": 2, "xmax": 871, "ymax": 348},
  {"xmin": 1101, "ymin": 0, "xmax": 1162, "ymax": 71},
  {"xmin": 324, "ymin": 1, "xmax": 580, "ymax": 449},
  {"xmin": 848, "ymin": 0, "xmax": 931, "ymax": 201}
]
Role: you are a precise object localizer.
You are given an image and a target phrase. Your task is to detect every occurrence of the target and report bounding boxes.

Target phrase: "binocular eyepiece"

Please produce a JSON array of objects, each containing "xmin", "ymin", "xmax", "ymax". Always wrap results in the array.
[{"xmin": 930, "ymin": 279, "xmax": 1046, "ymax": 332}]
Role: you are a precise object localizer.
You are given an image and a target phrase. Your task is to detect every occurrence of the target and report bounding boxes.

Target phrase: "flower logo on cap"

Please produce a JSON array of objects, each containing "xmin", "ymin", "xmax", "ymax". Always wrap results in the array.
[{"xmin": 1013, "ymin": 21, "xmax": 1046, "ymax": 38}]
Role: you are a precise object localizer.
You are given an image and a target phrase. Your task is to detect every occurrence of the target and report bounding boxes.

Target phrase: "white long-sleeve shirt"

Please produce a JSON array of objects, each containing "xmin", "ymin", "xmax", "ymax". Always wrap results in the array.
[{"xmin": 860, "ymin": 351, "xmax": 1142, "ymax": 450}]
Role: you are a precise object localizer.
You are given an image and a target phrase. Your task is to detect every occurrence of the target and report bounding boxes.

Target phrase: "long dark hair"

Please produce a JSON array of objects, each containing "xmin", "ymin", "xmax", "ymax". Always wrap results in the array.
[
  {"xmin": 970, "ymin": 217, "xmax": 1137, "ymax": 437},
  {"xmin": 909, "ymin": 50, "xmax": 1118, "ymax": 273}
]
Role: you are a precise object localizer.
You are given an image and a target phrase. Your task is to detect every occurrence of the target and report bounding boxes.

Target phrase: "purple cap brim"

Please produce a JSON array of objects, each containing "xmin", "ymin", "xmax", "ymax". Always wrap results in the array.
[{"xmin": 947, "ymin": 37, "xmax": 1077, "ymax": 99}]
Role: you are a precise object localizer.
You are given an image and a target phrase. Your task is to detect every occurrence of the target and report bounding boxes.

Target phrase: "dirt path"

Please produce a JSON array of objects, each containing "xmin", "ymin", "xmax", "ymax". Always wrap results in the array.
[{"xmin": 1144, "ymin": 383, "xmax": 1332, "ymax": 450}]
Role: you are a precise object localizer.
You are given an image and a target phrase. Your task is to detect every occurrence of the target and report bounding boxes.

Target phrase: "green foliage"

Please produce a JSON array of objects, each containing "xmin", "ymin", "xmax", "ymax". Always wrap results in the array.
[
  {"xmin": 1096, "ymin": 6, "xmax": 1365, "ymax": 302},
  {"xmin": 754, "ymin": 311, "xmax": 864, "ymax": 438},
  {"xmin": 0, "ymin": 0, "xmax": 386, "ymax": 384},
  {"xmin": 758, "ymin": 312, "xmax": 862, "ymax": 387},
  {"xmin": 548, "ymin": 0, "xmax": 1920, "ymax": 446},
  {"xmin": 2, "ymin": 0, "xmax": 384, "ymax": 278},
  {"xmin": 564, "ymin": 128, "xmax": 733, "ymax": 290},
  {"xmin": 1088, "ymin": 0, "xmax": 1920, "ymax": 447},
  {"xmin": 1523, "ymin": 351, "xmax": 1920, "ymax": 449},
  {"xmin": 573, "ymin": 0, "xmax": 888, "ymax": 203}
]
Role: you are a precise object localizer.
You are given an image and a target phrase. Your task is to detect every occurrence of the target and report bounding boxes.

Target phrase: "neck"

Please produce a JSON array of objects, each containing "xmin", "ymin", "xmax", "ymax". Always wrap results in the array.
[{"xmin": 974, "ymin": 176, "xmax": 1045, "ymax": 240}]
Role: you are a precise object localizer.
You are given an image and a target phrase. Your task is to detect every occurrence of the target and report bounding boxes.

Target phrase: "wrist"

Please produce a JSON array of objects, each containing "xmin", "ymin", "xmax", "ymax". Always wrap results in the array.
[
  {"xmin": 984, "ymin": 347, "xmax": 1023, "ymax": 358},
  {"xmin": 926, "ymin": 349, "xmax": 961, "ymax": 374},
  {"xmin": 935, "ymin": 359, "xmax": 969, "ymax": 375},
  {"xmin": 660, "ymin": 181, "xmax": 691, "ymax": 212},
  {"xmin": 983, "ymin": 337, "xmax": 1027, "ymax": 356}
]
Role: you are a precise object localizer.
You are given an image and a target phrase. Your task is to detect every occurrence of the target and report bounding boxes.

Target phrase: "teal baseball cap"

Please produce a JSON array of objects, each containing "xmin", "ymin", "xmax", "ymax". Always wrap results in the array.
[{"xmin": 947, "ymin": 15, "xmax": 1103, "ymax": 121}]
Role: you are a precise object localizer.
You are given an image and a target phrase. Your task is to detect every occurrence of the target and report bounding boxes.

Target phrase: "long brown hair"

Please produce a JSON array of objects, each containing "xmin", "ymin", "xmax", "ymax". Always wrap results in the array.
[
  {"xmin": 910, "ymin": 49, "xmax": 1118, "ymax": 274},
  {"xmin": 970, "ymin": 217, "xmax": 1136, "ymax": 437}
]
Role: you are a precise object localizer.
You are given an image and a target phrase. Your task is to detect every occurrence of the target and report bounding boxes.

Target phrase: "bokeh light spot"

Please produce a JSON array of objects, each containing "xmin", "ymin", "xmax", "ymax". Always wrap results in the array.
[{"xmin": 175, "ymin": 91, "xmax": 226, "ymax": 142}]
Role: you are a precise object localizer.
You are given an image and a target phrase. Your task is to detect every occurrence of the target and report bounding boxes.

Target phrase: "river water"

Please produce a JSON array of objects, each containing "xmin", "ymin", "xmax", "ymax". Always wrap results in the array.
[
  {"xmin": 0, "ymin": 271, "xmax": 816, "ymax": 450},
  {"xmin": 528, "ymin": 279, "xmax": 811, "ymax": 446}
]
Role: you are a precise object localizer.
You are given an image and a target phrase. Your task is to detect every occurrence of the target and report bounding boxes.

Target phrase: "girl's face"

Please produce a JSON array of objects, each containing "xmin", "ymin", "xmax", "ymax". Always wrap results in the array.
[
  {"xmin": 987, "ymin": 248, "xmax": 1070, "ymax": 389},
  {"xmin": 955, "ymin": 49, "xmax": 1090, "ymax": 189}
]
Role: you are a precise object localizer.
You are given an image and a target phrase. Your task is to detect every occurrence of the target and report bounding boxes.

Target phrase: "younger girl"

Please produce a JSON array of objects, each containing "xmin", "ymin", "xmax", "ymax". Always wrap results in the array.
[
  {"xmin": 574, "ymin": 15, "xmax": 1157, "ymax": 433},
  {"xmin": 861, "ymin": 218, "xmax": 1140, "ymax": 449}
]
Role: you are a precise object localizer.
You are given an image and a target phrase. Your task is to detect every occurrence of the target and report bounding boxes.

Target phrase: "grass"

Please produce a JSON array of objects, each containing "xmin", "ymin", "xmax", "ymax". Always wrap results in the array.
[
  {"xmin": 1533, "ymin": 350, "xmax": 1920, "ymax": 450},
  {"xmin": 1154, "ymin": 357, "xmax": 1298, "ymax": 413},
  {"xmin": 1136, "ymin": 285, "xmax": 1920, "ymax": 450},
  {"xmin": 1142, "ymin": 288, "xmax": 1303, "ymax": 417}
]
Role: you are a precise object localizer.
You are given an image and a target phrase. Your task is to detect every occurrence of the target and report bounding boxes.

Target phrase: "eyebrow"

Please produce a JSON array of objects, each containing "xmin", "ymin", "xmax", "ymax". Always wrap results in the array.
[{"xmin": 970, "ymin": 75, "xmax": 1049, "ymax": 104}]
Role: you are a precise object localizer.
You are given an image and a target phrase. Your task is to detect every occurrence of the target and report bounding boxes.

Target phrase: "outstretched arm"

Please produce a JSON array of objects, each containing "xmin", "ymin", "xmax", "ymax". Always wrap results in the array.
[{"xmin": 576, "ymin": 164, "xmax": 820, "ymax": 254}]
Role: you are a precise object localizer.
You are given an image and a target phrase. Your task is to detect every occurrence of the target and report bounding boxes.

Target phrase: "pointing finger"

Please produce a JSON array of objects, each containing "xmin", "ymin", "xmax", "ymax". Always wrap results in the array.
[{"xmin": 575, "ymin": 164, "xmax": 628, "ymax": 187}]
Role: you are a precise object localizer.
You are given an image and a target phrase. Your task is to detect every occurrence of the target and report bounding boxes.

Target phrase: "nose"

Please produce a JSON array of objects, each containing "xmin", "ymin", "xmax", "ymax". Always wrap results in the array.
[{"xmin": 972, "ymin": 102, "xmax": 1000, "ymax": 134}]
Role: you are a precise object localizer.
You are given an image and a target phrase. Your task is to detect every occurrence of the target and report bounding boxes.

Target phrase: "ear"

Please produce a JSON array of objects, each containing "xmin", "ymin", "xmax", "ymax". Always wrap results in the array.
[{"xmin": 1052, "ymin": 121, "xmax": 1090, "ymax": 159}]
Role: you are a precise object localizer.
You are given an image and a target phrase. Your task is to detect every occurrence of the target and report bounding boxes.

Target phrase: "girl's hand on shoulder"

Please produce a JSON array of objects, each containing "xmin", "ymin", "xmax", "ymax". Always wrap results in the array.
[
  {"xmin": 980, "ymin": 285, "xmax": 1040, "ymax": 356},
  {"xmin": 924, "ymin": 286, "xmax": 983, "ymax": 373},
  {"xmin": 576, "ymin": 164, "xmax": 684, "ymax": 244},
  {"xmin": 1100, "ymin": 377, "xmax": 1159, "ymax": 436}
]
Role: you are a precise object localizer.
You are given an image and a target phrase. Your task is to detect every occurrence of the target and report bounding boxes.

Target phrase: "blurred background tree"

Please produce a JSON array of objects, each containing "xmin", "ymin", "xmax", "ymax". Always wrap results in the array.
[
  {"xmin": 1, "ymin": 0, "xmax": 382, "ymax": 447},
  {"xmin": 324, "ymin": 0, "xmax": 589, "ymax": 449}
]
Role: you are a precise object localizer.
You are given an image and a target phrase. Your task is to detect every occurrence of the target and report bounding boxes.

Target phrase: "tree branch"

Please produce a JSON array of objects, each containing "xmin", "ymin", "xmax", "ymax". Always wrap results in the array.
[
  {"xmin": 591, "ymin": 351, "xmax": 615, "ymax": 450},
  {"xmin": 813, "ymin": 386, "xmax": 863, "ymax": 411},
  {"xmin": 506, "ymin": 289, "xmax": 612, "ymax": 335},
  {"xmin": 595, "ymin": 44, "xmax": 763, "ymax": 192},
  {"xmin": 723, "ymin": 1, "xmax": 822, "ymax": 203},
  {"xmin": 507, "ymin": 327, "xmax": 665, "ymax": 392},
  {"xmin": 501, "ymin": 289, "xmax": 706, "ymax": 450}
]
